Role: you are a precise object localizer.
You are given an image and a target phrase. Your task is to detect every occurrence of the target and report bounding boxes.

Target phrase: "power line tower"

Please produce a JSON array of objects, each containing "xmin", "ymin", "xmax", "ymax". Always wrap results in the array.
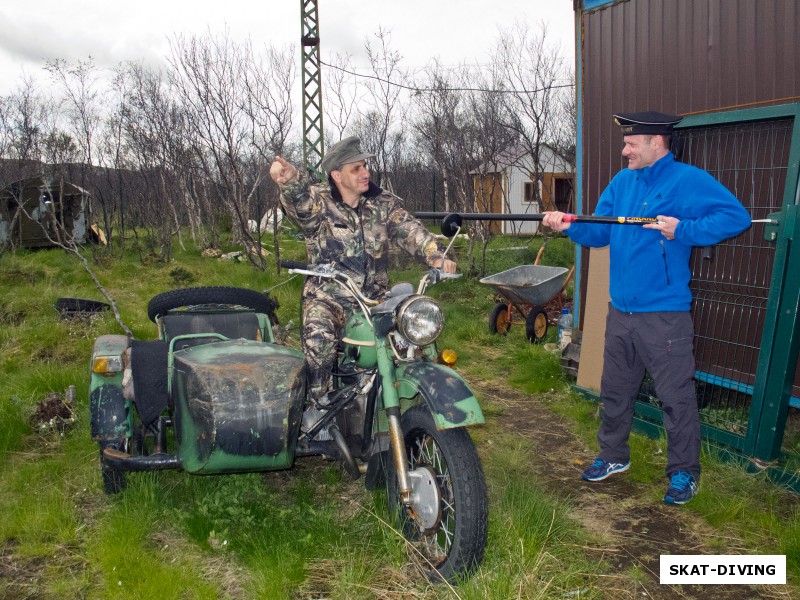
[{"xmin": 300, "ymin": 0, "xmax": 324, "ymax": 178}]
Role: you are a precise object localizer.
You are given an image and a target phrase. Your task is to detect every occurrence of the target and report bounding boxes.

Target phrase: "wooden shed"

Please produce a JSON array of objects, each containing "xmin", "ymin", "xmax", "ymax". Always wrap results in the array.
[
  {"xmin": 0, "ymin": 175, "xmax": 90, "ymax": 248},
  {"xmin": 572, "ymin": 0, "xmax": 800, "ymax": 467},
  {"xmin": 471, "ymin": 144, "xmax": 574, "ymax": 235}
]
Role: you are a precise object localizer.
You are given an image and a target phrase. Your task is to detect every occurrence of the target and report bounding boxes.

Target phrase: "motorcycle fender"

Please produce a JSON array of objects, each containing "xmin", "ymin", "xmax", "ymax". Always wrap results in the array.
[
  {"xmin": 89, "ymin": 334, "xmax": 131, "ymax": 440},
  {"xmin": 394, "ymin": 362, "xmax": 484, "ymax": 429}
]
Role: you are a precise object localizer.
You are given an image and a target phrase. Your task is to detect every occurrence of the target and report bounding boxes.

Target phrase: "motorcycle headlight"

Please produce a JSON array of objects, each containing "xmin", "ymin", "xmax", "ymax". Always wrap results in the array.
[{"xmin": 396, "ymin": 296, "xmax": 444, "ymax": 346}]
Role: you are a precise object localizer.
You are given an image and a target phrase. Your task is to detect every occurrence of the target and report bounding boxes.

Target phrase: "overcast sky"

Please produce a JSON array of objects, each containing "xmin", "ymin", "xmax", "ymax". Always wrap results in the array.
[{"xmin": 0, "ymin": 1, "xmax": 576, "ymax": 93}]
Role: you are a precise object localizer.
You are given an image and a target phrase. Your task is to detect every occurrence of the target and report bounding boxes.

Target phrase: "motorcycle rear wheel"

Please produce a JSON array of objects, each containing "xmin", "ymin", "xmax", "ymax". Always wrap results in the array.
[
  {"xmin": 99, "ymin": 440, "xmax": 127, "ymax": 494},
  {"xmin": 387, "ymin": 405, "xmax": 488, "ymax": 583}
]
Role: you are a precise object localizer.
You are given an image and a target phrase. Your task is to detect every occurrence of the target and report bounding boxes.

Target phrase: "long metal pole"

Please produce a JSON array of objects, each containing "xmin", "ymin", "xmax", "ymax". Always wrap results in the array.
[{"xmin": 415, "ymin": 211, "xmax": 662, "ymax": 225}]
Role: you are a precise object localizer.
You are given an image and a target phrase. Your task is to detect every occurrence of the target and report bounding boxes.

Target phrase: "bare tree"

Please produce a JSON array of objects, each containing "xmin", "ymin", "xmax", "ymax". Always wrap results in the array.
[
  {"xmin": 241, "ymin": 43, "xmax": 297, "ymax": 266},
  {"xmin": 461, "ymin": 68, "xmax": 524, "ymax": 272},
  {"xmin": 323, "ymin": 51, "xmax": 360, "ymax": 140},
  {"xmin": 93, "ymin": 66, "xmax": 131, "ymax": 251},
  {"xmin": 43, "ymin": 56, "xmax": 126, "ymax": 256},
  {"xmin": 412, "ymin": 63, "xmax": 462, "ymax": 213},
  {"xmin": 352, "ymin": 28, "xmax": 409, "ymax": 192},
  {"xmin": 0, "ymin": 76, "xmax": 53, "ymax": 184},
  {"xmin": 118, "ymin": 61, "xmax": 198, "ymax": 261},
  {"xmin": 45, "ymin": 58, "xmax": 101, "ymax": 174},
  {"xmin": 550, "ymin": 72, "xmax": 577, "ymax": 169},
  {"xmin": 493, "ymin": 21, "xmax": 569, "ymax": 211},
  {"xmin": 0, "ymin": 94, "xmax": 9, "ymax": 162},
  {"xmin": 168, "ymin": 31, "xmax": 297, "ymax": 270},
  {"xmin": 410, "ymin": 58, "xmax": 522, "ymax": 274}
]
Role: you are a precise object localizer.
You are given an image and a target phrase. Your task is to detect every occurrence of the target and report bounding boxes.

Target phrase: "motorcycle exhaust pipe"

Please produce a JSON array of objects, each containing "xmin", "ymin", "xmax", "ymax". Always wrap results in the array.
[
  {"xmin": 102, "ymin": 446, "xmax": 181, "ymax": 471},
  {"xmin": 329, "ymin": 424, "xmax": 361, "ymax": 480}
]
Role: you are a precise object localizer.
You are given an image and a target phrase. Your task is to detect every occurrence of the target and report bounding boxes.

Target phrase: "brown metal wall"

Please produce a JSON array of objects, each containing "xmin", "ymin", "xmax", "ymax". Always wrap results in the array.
[{"xmin": 581, "ymin": 0, "xmax": 799, "ymax": 214}]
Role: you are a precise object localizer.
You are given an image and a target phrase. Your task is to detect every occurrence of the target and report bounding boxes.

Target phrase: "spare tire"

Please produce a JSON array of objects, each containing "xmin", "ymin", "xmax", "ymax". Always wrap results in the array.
[
  {"xmin": 55, "ymin": 297, "xmax": 110, "ymax": 318},
  {"xmin": 147, "ymin": 287, "xmax": 278, "ymax": 322}
]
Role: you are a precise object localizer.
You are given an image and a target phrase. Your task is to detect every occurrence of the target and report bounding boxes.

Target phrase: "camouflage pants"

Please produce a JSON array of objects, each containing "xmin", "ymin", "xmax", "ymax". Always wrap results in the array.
[{"xmin": 302, "ymin": 291, "xmax": 361, "ymax": 402}]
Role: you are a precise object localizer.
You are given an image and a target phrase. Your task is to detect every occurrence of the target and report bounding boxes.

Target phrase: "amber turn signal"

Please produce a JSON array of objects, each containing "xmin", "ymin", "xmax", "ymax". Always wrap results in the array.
[
  {"xmin": 438, "ymin": 348, "xmax": 458, "ymax": 366},
  {"xmin": 92, "ymin": 355, "xmax": 123, "ymax": 374}
]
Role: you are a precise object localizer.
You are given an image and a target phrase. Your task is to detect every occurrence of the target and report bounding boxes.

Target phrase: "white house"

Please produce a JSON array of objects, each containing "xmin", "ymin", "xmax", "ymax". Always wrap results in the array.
[{"xmin": 471, "ymin": 144, "xmax": 574, "ymax": 235}]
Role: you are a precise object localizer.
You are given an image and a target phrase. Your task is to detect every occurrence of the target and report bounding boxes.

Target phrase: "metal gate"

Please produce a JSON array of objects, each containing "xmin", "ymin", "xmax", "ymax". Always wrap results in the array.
[{"xmin": 632, "ymin": 103, "xmax": 800, "ymax": 476}]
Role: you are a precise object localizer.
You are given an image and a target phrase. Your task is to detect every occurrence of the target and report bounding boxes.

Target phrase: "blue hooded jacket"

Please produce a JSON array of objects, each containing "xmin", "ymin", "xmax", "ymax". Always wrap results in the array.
[{"xmin": 567, "ymin": 153, "xmax": 751, "ymax": 313}]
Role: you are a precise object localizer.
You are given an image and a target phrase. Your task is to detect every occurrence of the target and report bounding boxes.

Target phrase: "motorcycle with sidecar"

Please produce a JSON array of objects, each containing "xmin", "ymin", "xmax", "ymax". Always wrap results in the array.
[{"xmin": 88, "ymin": 221, "xmax": 488, "ymax": 583}]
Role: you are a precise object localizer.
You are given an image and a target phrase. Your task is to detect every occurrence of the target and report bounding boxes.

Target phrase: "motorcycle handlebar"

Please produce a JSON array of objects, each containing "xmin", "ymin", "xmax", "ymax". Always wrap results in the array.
[
  {"xmin": 286, "ymin": 265, "xmax": 461, "ymax": 304},
  {"xmin": 288, "ymin": 267, "xmax": 378, "ymax": 306}
]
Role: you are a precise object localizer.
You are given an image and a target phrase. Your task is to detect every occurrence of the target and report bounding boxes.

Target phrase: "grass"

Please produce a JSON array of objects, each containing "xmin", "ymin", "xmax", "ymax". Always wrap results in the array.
[{"xmin": 1, "ymin": 231, "xmax": 799, "ymax": 597}]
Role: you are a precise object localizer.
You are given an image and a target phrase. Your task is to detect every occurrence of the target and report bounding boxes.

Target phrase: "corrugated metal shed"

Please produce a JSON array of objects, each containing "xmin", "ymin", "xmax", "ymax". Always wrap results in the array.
[{"xmin": 579, "ymin": 0, "xmax": 799, "ymax": 217}]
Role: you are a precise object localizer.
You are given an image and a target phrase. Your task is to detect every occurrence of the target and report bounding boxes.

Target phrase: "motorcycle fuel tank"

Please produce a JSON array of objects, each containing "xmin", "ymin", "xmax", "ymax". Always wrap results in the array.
[
  {"xmin": 171, "ymin": 340, "xmax": 306, "ymax": 474},
  {"xmin": 343, "ymin": 314, "xmax": 377, "ymax": 367}
]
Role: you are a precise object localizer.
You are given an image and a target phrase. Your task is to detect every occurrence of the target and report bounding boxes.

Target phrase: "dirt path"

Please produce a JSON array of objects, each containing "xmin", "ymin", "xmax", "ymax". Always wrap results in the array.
[{"xmin": 471, "ymin": 379, "xmax": 791, "ymax": 600}]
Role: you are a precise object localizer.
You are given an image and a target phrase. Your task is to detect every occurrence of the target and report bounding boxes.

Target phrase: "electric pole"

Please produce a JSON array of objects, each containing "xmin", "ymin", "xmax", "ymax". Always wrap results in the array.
[{"xmin": 300, "ymin": 0, "xmax": 324, "ymax": 178}]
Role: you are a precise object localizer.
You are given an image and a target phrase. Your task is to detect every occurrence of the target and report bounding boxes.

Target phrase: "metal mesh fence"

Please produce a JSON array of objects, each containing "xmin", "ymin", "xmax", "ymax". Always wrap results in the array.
[{"xmin": 635, "ymin": 118, "xmax": 799, "ymax": 454}]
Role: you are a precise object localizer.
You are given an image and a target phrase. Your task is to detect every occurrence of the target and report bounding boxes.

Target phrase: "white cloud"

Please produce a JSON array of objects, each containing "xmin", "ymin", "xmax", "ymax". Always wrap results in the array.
[{"xmin": 0, "ymin": 0, "xmax": 575, "ymax": 92}]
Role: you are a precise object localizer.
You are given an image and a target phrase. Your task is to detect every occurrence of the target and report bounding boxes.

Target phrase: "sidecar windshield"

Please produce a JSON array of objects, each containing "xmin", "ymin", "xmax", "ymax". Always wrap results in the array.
[{"xmin": 161, "ymin": 311, "xmax": 262, "ymax": 349}]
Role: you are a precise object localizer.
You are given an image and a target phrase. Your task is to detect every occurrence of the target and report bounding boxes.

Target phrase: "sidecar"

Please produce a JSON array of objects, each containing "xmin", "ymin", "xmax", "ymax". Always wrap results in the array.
[{"xmin": 89, "ymin": 286, "xmax": 306, "ymax": 493}]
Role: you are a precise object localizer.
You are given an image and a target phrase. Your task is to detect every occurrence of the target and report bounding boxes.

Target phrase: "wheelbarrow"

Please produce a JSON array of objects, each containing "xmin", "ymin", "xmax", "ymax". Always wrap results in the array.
[{"xmin": 480, "ymin": 250, "xmax": 574, "ymax": 343}]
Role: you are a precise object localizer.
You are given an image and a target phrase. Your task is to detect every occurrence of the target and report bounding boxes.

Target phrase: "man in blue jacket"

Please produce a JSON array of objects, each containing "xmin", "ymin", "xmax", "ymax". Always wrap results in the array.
[{"xmin": 543, "ymin": 111, "xmax": 751, "ymax": 504}]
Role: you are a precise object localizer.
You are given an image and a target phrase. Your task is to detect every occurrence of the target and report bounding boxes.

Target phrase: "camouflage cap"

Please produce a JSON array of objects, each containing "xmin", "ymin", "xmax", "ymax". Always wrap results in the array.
[{"xmin": 321, "ymin": 136, "xmax": 375, "ymax": 173}]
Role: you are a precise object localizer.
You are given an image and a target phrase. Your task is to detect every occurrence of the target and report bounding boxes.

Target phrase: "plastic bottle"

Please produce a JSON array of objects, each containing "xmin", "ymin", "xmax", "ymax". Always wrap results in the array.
[{"xmin": 557, "ymin": 308, "xmax": 572, "ymax": 349}]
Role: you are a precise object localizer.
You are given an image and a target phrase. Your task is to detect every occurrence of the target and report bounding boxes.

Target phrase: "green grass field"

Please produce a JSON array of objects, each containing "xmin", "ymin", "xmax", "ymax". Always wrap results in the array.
[{"xmin": 0, "ymin": 232, "xmax": 798, "ymax": 598}]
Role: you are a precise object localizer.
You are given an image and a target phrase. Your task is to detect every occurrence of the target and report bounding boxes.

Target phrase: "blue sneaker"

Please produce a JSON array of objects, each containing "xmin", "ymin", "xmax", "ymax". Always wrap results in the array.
[
  {"xmin": 581, "ymin": 458, "xmax": 630, "ymax": 482},
  {"xmin": 663, "ymin": 471, "xmax": 698, "ymax": 505}
]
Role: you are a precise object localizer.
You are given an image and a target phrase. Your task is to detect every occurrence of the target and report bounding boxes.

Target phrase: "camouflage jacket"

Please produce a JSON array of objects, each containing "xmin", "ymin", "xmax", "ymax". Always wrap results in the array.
[{"xmin": 280, "ymin": 177, "xmax": 445, "ymax": 300}]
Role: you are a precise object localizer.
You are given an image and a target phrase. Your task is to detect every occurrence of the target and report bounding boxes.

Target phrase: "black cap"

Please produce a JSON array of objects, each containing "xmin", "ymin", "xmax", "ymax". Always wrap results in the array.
[
  {"xmin": 321, "ymin": 136, "xmax": 375, "ymax": 173},
  {"xmin": 613, "ymin": 111, "xmax": 683, "ymax": 135}
]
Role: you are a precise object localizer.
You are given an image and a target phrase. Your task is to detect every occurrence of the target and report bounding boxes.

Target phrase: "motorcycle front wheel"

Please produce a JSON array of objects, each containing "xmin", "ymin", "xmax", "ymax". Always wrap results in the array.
[{"xmin": 387, "ymin": 405, "xmax": 488, "ymax": 583}]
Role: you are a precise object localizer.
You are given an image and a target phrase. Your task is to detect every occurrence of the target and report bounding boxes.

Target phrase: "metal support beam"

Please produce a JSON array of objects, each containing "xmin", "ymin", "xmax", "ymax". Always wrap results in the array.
[{"xmin": 300, "ymin": 0, "xmax": 324, "ymax": 179}]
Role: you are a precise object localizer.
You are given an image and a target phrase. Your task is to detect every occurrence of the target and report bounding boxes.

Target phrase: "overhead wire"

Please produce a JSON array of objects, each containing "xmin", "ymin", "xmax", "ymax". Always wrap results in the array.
[{"xmin": 320, "ymin": 59, "xmax": 574, "ymax": 95}]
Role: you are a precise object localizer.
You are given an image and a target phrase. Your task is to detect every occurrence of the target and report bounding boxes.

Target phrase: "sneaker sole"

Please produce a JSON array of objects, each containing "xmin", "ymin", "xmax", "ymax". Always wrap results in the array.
[
  {"xmin": 663, "ymin": 491, "xmax": 697, "ymax": 505},
  {"xmin": 663, "ymin": 497, "xmax": 690, "ymax": 505},
  {"xmin": 582, "ymin": 462, "xmax": 630, "ymax": 482}
]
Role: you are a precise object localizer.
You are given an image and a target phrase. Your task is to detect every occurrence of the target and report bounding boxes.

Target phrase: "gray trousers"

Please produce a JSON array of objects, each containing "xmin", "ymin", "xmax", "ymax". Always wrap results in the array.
[{"xmin": 598, "ymin": 305, "xmax": 701, "ymax": 479}]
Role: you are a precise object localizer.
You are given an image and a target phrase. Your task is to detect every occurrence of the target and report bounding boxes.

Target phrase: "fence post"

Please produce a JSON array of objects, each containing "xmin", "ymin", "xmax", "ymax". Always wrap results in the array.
[{"xmin": 749, "ymin": 200, "xmax": 800, "ymax": 461}]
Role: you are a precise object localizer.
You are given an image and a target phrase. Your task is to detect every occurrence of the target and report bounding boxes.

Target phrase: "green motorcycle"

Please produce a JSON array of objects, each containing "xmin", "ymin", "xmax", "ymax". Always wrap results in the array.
[{"xmin": 89, "ymin": 234, "xmax": 487, "ymax": 583}]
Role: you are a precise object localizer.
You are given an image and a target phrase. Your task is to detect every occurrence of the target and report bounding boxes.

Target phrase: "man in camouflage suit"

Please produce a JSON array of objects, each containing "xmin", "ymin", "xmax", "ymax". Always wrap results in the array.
[{"xmin": 269, "ymin": 137, "xmax": 456, "ymax": 405}]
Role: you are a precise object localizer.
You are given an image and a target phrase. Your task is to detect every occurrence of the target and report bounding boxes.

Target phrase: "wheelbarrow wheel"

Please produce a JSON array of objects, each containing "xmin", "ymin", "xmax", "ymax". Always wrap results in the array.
[
  {"xmin": 525, "ymin": 307, "xmax": 549, "ymax": 343},
  {"xmin": 489, "ymin": 303, "xmax": 511, "ymax": 335}
]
